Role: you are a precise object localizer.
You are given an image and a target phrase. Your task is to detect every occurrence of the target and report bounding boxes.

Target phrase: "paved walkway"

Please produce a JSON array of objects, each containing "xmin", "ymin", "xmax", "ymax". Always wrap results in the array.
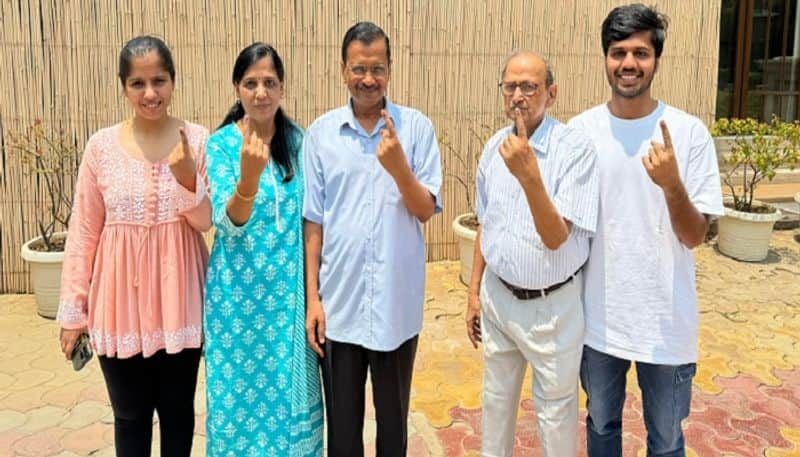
[{"xmin": 1, "ymin": 230, "xmax": 799, "ymax": 456}]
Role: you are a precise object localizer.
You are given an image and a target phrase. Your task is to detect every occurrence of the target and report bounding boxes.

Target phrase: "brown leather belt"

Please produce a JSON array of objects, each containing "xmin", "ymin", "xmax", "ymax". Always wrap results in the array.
[{"xmin": 498, "ymin": 270, "xmax": 580, "ymax": 300}]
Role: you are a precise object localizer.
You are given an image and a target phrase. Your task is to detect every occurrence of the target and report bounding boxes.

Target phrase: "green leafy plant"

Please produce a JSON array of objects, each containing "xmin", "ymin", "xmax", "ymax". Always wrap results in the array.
[
  {"xmin": 711, "ymin": 117, "xmax": 800, "ymax": 213},
  {"xmin": 7, "ymin": 119, "xmax": 80, "ymax": 251}
]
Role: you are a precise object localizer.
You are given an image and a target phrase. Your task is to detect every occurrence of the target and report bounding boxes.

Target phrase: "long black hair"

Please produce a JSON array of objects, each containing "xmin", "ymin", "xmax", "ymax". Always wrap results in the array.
[{"xmin": 218, "ymin": 42, "xmax": 298, "ymax": 182}]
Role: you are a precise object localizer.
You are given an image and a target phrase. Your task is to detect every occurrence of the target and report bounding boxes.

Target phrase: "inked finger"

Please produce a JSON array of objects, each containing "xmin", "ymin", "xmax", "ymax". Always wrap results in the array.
[
  {"xmin": 659, "ymin": 120, "xmax": 673, "ymax": 149},
  {"xmin": 381, "ymin": 109, "xmax": 397, "ymax": 137},
  {"xmin": 179, "ymin": 127, "xmax": 190, "ymax": 154},
  {"xmin": 514, "ymin": 108, "xmax": 528, "ymax": 139},
  {"xmin": 242, "ymin": 115, "xmax": 252, "ymax": 145}
]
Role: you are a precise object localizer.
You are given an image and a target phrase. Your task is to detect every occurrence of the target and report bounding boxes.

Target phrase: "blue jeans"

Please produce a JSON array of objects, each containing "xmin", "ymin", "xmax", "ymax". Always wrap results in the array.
[{"xmin": 580, "ymin": 345, "xmax": 696, "ymax": 457}]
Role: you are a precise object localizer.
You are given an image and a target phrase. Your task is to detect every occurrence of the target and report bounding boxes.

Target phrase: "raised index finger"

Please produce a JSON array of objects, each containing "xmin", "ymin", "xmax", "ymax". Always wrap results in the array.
[
  {"xmin": 178, "ymin": 127, "xmax": 191, "ymax": 155},
  {"xmin": 380, "ymin": 109, "xmax": 397, "ymax": 137},
  {"xmin": 514, "ymin": 108, "xmax": 528, "ymax": 139},
  {"xmin": 659, "ymin": 120, "xmax": 673, "ymax": 149},
  {"xmin": 242, "ymin": 115, "xmax": 252, "ymax": 145}
]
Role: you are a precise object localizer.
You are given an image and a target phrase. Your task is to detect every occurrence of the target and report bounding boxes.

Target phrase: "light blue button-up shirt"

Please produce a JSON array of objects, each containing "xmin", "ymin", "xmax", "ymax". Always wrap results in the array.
[
  {"xmin": 303, "ymin": 99, "xmax": 442, "ymax": 351},
  {"xmin": 477, "ymin": 115, "xmax": 599, "ymax": 289}
]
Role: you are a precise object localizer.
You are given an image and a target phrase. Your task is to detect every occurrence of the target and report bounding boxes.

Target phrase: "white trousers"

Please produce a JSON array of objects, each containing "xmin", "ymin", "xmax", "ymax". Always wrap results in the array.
[{"xmin": 480, "ymin": 269, "xmax": 584, "ymax": 457}]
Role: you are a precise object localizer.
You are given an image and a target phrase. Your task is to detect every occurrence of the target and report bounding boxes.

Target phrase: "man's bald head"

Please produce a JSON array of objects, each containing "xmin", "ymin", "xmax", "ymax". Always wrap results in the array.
[{"xmin": 500, "ymin": 50, "xmax": 555, "ymax": 87}]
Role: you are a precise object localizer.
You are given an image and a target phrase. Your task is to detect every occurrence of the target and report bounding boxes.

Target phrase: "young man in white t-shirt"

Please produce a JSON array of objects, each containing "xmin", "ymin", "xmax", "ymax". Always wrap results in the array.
[{"xmin": 568, "ymin": 4, "xmax": 724, "ymax": 456}]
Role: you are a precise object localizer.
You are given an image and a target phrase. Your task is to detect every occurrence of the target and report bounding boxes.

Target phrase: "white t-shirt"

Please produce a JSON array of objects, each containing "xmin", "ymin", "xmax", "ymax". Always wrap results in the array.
[{"xmin": 568, "ymin": 102, "xmax": 724, "ymax": 364}]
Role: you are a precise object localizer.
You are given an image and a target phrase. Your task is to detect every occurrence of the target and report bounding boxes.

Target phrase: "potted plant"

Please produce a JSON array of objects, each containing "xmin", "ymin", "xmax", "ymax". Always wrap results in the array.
[
  {"xmin": 8, "ymin": 119, "xmax": 80, "ymax": 318},
  {"xmin": 710, "ymin": 117, "xmax": 800, "ymax": 261},
  {"xmin": 442, "ymin": 125, "xmax": 493, "ymax": 284}
]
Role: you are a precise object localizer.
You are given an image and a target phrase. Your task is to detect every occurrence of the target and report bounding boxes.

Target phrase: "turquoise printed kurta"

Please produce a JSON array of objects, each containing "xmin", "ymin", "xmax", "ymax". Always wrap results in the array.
[{"xmin": 204, "ymin": 122, "xmax": 323, "ymax": 457}]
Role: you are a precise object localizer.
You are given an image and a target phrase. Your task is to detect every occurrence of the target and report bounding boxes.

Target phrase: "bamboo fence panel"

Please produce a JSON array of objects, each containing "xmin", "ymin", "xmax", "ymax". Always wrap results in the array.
[{"xmin": 0, "ymin": 0, "xmax": 720, "ymax": 292}]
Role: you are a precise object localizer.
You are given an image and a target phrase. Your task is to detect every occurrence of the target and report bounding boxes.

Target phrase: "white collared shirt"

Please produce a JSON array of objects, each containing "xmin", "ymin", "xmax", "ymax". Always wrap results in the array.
[{"xmin": 477, "ymin": 115, "xmax": 600, "ymax": 289}]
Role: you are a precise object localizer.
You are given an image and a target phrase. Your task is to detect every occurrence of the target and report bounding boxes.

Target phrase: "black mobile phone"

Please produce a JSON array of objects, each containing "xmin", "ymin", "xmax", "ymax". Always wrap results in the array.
[{"xmin": 71, "ymin": 333, "xmax": 93, "ymax": 371}]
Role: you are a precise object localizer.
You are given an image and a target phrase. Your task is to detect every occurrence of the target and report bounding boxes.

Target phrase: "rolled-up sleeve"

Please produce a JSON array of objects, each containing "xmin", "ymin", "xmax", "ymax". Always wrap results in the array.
[
  {"xmin": 552, "ymin": 132, "xmax": 600, "ymax": 234},
  {"xmin": 411, "ymin": 117, "xmax": 443, "ymax": 214},
  {"xmin": 302, "ymin": 130, "xmax": 325, "ymax": 224},
  {"xmin": 474, "ymin": 141, "xmax": 493, "ymax": 224},
  {"xmin": 685, "ymin": 124, "xmax": 724, "ymax": 217}
]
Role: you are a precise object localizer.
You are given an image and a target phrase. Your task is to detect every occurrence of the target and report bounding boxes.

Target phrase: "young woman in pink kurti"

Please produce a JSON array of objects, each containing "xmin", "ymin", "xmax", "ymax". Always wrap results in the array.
[{"xmin": 57, "ymin": 36, "xmax": 209, "ymax": 457}]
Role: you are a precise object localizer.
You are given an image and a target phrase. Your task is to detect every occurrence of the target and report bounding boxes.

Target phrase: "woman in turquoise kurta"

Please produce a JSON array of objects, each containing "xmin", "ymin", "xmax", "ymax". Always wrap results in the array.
[{"xmin": 204, "ymin": 42, "xmax": 323, "ymax": 457}]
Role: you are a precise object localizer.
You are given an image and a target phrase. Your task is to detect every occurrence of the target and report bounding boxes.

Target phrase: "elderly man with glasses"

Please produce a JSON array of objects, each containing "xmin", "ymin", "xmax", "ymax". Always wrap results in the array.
[
  {"xmin": 465, "ymin": 50, "xmax": 599, "ymax": 457},
  {"xmin": 302, "ymin": 21, "xmax": 442, "ymax": 457}
]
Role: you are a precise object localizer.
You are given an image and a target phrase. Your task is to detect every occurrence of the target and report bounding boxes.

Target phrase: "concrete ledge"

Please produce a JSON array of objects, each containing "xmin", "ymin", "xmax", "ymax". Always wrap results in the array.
[{"xmin": 749, "ymin": 182, "xmax": 800, "ymax": 203}]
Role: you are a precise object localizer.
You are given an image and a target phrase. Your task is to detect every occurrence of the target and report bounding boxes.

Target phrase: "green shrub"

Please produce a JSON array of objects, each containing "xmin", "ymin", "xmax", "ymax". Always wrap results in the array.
[{"xmin": 711, "ymin": 117, "xmax": 800, "ymax": 212}]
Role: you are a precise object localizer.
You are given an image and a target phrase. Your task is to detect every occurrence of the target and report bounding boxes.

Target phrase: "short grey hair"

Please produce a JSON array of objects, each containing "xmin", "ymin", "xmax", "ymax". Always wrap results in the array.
[{"xmin": 500, "ymin": 50, "xmax": 555, "ymax": 87}]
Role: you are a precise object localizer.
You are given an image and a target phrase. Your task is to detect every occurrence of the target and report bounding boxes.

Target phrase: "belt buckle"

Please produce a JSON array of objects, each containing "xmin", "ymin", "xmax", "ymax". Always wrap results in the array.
[
  {"xmin": 513, "ymin": 284, "xmax": 544, "ymax": 300},
  {"xmin": 524, "ymin": 288, "xmax": 544, "ymax": 300},
  {"xmin": 502, "ymin": 269, "xmax": 580, "ymax": 301}
]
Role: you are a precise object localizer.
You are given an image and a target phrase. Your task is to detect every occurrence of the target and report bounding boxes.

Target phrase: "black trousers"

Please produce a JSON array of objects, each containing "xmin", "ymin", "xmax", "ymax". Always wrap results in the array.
[
  {"xmin": 321, "ymin": 335, "xmax": 418, "ymax": 457},
  {"xmin": 98, "ymin": 348, "xmax": 201, "ymax": 457}
]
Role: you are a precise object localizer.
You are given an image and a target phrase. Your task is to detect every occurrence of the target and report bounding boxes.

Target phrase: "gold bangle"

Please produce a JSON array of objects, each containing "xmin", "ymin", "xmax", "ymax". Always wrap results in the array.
[{"xmin": 234, "ymin": 185, "xmax": 257, "ymax": 202}]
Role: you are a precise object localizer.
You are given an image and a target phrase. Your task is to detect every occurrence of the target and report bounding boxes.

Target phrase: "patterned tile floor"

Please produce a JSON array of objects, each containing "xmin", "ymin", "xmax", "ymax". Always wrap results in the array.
[{"xmin": 1, "ymin": 230, "xmax": 798, "ymax": 456}]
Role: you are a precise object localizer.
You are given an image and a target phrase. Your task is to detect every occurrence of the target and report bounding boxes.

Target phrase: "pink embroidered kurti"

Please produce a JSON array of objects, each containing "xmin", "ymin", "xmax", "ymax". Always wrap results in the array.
[{"xmin": 57, "ymin": 122, "xmax": 211, "ymax": 359}]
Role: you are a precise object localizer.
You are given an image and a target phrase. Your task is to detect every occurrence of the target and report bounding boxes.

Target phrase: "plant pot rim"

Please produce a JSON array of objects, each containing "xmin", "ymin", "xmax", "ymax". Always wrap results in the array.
[
  {"xmin": 452, "ymin": 212, "xmax": 478, "ymax": 241},
  {"xmin": 722, "ymin": 205, "xmax": 782, "ymax": 222},
  {"xmin": 712, "ymin": 133, "xmax": 770, "ymax": 138},
  {"xmin": 20, "ymin": 232, "xmax": 67, "ymax": 263}
]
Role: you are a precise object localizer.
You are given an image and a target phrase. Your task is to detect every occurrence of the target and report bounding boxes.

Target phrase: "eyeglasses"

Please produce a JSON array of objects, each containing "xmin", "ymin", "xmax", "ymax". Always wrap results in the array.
[
  {"xmin": 347, "ymin": 64, "xmax": 388, "ymax": 78},
  {"xmin": 498, "ymin": 81, "xmax": 541, "ymax": 96}
]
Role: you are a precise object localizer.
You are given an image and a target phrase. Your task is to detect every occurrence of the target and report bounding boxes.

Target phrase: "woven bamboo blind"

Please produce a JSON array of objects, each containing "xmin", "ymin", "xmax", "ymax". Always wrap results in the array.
[{"xmin": 0, "ymin": 0, "xmax": 720, "ymax": 292}]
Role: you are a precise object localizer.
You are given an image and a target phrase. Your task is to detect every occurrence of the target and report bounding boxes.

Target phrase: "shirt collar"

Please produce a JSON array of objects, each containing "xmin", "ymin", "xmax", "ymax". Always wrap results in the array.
[
  {"xmin": 514, "ymin": 114, "xmax": 555, "ymax": 155},
  {"xmin": 339, "ymin": 97, "xmax": 401, "ymax": 136}
]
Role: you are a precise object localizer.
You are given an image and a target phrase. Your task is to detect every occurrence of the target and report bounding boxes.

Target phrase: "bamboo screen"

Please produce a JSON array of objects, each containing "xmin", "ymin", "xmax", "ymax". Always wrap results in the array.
[{"xmin": 0, "ymin": 0, "xmax": 720, "ymax": 292}]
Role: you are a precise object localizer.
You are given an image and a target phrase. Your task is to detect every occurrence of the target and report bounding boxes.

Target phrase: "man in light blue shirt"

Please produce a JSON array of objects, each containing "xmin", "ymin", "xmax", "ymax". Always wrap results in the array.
[
  {"xmin": 465, "ymin": 51, "xmax": 599, "ymax": 457},
  {"xmin": 302, "ymin": 21, "xmax": 442, "ymax": 457}
]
